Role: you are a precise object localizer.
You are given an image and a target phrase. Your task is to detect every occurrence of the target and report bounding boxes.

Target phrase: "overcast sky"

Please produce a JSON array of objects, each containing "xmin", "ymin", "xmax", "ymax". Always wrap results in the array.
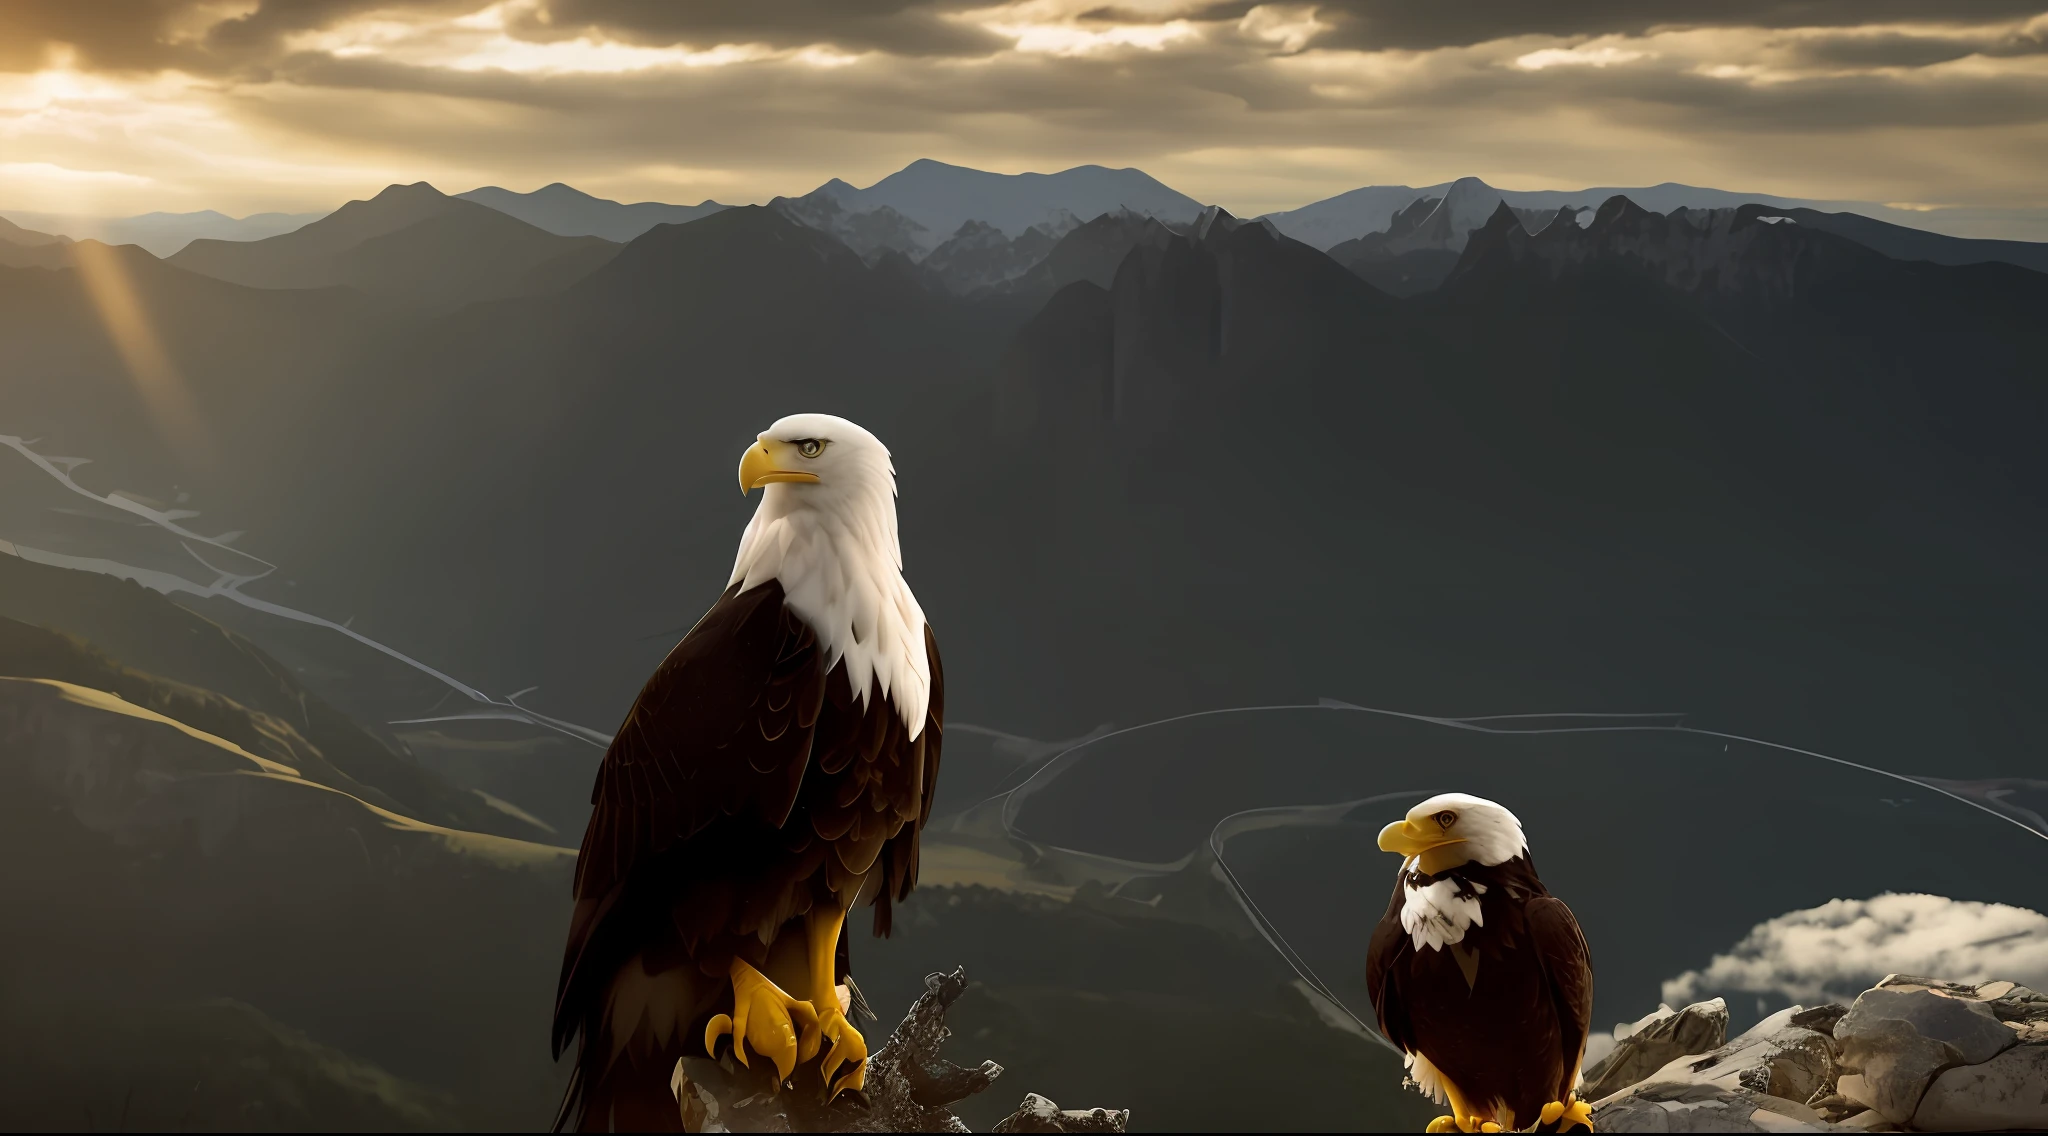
[{"xmin": 3, "ymin": 1, "xmax": 2046, "ymax": 221}]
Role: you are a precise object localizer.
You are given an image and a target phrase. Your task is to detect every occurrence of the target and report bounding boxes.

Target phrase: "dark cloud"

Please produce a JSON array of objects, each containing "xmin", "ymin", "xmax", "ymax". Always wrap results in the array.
[
  {"xmin": 246, "ymin": 28, "xmax": 2047, "ymax": 182},
  {"xmin": 1787, "ymin": 29, "xmax": 2048, "ymax": 69},
  {"xmin": 1305, "ymin": 1, "xmax": 2048, "ymax": 52},
  {"xmin": 508, "ymin": 0, "xmax": 1011, "ymax": 57},
  {"xmin": 3, "ymin": 0, "xmax": 2044, "ymax": 223},
  {"xmin": 0, "ymin": 0, "xmax": 199, "ymax": 71},
  {"xmin": 0, "ymin": 0, "xmax": 480, "ymax": 74}
]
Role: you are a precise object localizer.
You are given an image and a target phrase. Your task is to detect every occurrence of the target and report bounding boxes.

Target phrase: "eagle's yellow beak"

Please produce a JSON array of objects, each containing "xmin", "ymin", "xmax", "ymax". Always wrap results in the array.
[
  {"xmin": 738, "ymin": 438, "xmax": 823, "ymax": 494},
  {"xmin": 1378, "ymin": 818, "xmax": 1465, "ymax": 859}
]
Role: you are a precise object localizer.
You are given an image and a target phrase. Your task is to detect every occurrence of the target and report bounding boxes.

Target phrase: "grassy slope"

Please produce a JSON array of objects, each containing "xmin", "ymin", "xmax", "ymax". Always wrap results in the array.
[{"xmin": 0, "ymin": 551, "xmax": 550, "ymax": 841}]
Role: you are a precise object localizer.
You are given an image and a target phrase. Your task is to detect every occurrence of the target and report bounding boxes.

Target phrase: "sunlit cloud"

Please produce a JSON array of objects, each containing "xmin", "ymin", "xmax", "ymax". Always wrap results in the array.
[
  {"xmin": 1237, "ymin": 5, "xmax": 1330, "ymax": 55},
  {"xmin": 0, "ymin": 161, "xmax": 155, "ymax": 187},
  {"xmin": 0, "ymin": 0, "xmax": 2043, "ymax": 229},
  {"xmin": 1663, "ymin": 894, "xmax": 2048, "ymax": 1008},
  {"xmin": 283, "ymin": 12, "xmax": 779, "ymax": 75},
  {"xmin": 1514, "ymin": 45, "xmax": 1648, "ymax": 71},
  {"xmin": 983, "ymin": 19, "xmax": 1200, "ymax": 57}
]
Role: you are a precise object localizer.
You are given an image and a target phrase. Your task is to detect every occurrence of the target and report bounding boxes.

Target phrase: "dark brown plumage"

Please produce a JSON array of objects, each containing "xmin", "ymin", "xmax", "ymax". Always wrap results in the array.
[
  {"xmin": 551, "ymin": 579, "xmax": 943, "ymax": 1132},
  {"xmin": 1366, "ymin": 854, "xmax": 1594, "ymax": 1132}
]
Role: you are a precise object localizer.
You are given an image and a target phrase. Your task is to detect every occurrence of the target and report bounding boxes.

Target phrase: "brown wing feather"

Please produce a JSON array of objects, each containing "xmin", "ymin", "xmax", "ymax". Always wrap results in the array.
[
  {"xmin": 1365, "ymin": 880, "xmax": 1416, "ymax": 1056},
  {"xmin": 1527, "ymin": 895, "xmax": 1595, "ymax": 1098},
  {"xmin": 573, "ymin": 582, "xmax": 819, "ymax": 901},
  {"xmin": 554, "ymin": 582, "xmax": 822, "ymax": 1057},
  {"xmin": 552, "ymin": 584, "xmax": 944, "ymax": 1084}
]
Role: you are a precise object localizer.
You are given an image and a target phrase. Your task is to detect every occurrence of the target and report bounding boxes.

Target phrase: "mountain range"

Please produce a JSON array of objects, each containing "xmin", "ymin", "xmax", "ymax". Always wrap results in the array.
[
  {"xmin": 1258, "ymin": 177, "xmax": 2048, "ymax": 249},
  {"xmin": 165, "ymin": 182, "xmax": 621, "ymax": 310},
  {"xmin": 3, "ymin": 158, "xmax": 2047, "ymax": 1127},
  {"xmin": 19, "ymin": 157, "xmax": 2042, "ymax": 262},
  {"xmin": 0, "ymin": 207, "xmax": 327, "ymax": 257}
]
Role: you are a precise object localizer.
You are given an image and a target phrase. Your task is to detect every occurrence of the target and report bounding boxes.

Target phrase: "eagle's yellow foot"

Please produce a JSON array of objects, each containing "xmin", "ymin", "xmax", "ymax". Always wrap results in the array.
[
  {"xmin": 703, "ymin": 958, "xmax": 820, "ymax": 1083},
  {"xmin": 1424, "ymin": 1116, "xmax": 1499, "ymax": 1133},
  {"xmin": 814, "ymin": 1006, "xmax": 869, "ymax": 1100},
  {"xmin": 1539, "ymin": 1096, "xmax": 1595, "ymax": 1132}
]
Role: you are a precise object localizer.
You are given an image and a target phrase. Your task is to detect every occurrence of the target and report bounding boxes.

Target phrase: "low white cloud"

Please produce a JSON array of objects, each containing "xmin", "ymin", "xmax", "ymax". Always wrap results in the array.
[
  {"xmin": 1514, "ymin": 45, "xmax": 1646, "ymax": 71},
  {"xmin": 1662, "ymin": 893, "xmax": 2048, "ymax": 1009},
  {"xmin": 1238, "ymin": 5, "xmax": 1329, "ymax": 55},
  {"xmin": 984, "ymin": 18, "xmax": 1199, "ymax": 56}
]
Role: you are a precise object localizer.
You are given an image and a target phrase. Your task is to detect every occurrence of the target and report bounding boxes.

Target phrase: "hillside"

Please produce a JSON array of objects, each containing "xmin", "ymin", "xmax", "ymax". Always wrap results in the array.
[
  {"xmin": 0, "ymin": 552, "xmax": 553, "ymax": 841},
  {"xmin": 0, "ymin": 674, "xmax": 578, "ymax": 1128},
  {"xmin": 168, "ymin": 182, "xmax": 619, "ymax": 308}
]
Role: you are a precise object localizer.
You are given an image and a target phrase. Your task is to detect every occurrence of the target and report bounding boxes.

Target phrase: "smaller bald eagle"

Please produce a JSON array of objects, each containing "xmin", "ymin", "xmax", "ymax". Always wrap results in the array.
[{"xmin": 1366, "ymin": 794, "xmax": 1595, "ymax": 1134}]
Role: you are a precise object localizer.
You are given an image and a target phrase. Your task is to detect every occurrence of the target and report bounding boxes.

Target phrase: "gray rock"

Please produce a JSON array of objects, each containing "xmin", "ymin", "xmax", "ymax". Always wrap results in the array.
[
  {"xmin": 990, "ymin": 1094, "xmax": 1130, "ymax": 1133},
  {"xmin": 1583, "ymin": 999, "xmax": 1731, "ymax": 1101},
  {"xmin": 1837, "ymin": 986, "xmax": 2019, "ymax": 1124},
  {"xmin": 1665, "ymin": 1006, "xmax": 1838, "ymax": 1105},
  {"xmin": 1589, "ymin": 1081, "xmax": 1828, "ymax": 1132},
  {"xmin": 1909, "ymin": 1043, "xmax": 2048, "ymax": 1133},
  {"xmin": 1873, "ymin": 976, "xmax": 2048, "ymax": 1028}
]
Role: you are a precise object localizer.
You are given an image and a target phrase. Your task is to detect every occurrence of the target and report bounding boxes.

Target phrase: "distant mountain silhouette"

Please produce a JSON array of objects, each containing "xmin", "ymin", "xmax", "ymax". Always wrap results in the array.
[
  {"xmin": 168, "ymin": 182, "xmax": 619, "ymax": 309},
  {"xmin": 811, "ymin": 158, "xmax": 1207, "ymax": 246},
  {"xmin": 0, "ymin": 208, "xmax": 325, "ymax": 257},
  {"xmin": 457, "ymin": 182, "xmax": 726, "ymax": 242},
  {"xmin": 0, "ymin": 214, "xmax": 70, "ymax": 248},
  {"xmin": 1747, "ymin": 205, "xmax": 2048, "ymax": 275},
  {"xmin": 1261, "ymin": 176, "xmax": 2048, "ymax": 250}
]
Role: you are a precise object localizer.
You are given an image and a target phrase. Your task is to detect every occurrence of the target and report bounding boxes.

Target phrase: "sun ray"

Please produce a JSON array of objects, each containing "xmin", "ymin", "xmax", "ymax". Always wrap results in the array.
[{"xmin": 67, "ymin": 240, "xmax": 211, "ymax": 469}]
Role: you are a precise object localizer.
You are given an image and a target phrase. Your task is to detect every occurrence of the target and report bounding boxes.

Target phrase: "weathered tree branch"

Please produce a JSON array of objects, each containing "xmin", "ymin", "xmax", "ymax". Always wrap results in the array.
[{"xmin": 673, "ymin": 967, "xmax": 1129, "ymax": 1133}]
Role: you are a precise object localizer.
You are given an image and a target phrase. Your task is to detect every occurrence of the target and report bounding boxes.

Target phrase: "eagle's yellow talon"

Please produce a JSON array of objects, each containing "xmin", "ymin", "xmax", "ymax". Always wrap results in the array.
[
  {"xmin": 1478, "ymin": 1124, "xmax": 1501, "ymax": 1134},
  {"xmin": 716, "ymin": 958, "xmax": 819, "ymax": 1082},
  {"xmin": 816, "ymin": 1006, "xmax": 869, "ymax": 1101},
  {"xmin": 703, "ymin": 1012, "xmax": 734, "ymax": 1061},
  {"xmin": 1540, "ymin": 1097, "xmax": 1594, "ymax": 1132},
  {"xmin": 1425, "ymin": 1117, "xmax": 1460, "ymax": 1133}
]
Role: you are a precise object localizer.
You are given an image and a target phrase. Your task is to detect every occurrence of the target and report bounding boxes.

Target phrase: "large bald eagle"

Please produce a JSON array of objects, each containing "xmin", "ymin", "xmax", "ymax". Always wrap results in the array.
[
  {"xmin": 1366, "ymin": 794, "xmax": 1595, "ymax": 1134},
  {"xmin": 552, "ymin": 414, "xmax": 942, "ymax": 1132}
]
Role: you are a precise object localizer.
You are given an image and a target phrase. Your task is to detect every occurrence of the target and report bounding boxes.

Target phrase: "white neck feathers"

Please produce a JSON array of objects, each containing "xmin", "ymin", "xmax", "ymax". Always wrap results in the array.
[{"xmin": 728, "ymin": 476, "xmax": 931, "ymax": 738}]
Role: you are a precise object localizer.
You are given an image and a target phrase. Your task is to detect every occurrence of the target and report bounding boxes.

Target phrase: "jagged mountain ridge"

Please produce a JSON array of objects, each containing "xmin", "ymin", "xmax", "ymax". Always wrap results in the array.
[
  {"xmin": 921, "ymin": 216, "xmax": 1078, "ymax": 293},
  {"xmin": 1260, "ymin": 176, "xmax": 2048, "ymax": 250},
  {"xmin": 1325, "ymin": 190, "xmax": 1572, "ymax": 296}
]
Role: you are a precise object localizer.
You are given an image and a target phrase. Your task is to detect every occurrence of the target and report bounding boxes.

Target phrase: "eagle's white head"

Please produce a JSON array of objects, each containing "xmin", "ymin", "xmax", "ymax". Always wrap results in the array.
[
  {"xmin": 1378, "ymin": 792, "xmax": 1529, "ymax": 876},
  {"xmin": 729, "ymin": 413, "xmax": 931, "ymax": 737}
]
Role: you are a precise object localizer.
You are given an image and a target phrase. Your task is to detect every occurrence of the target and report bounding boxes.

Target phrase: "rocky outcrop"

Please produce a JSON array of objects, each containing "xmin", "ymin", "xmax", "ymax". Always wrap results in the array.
[
  {"xmin": 1587, "ymin": 975, "xmax": 2048, "ymax": 1133},
  {"xmin": 1582, "ymin": 999, "xmax": 1733, "ymax": 1102}
]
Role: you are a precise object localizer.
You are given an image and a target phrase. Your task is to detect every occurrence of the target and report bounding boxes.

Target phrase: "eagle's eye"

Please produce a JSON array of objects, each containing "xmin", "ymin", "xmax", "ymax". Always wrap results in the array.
[
  {"xmin": 1434, "ymin": 810, "xmax": 1457, "ymax": 829},
  {"xmin": 796, "ymin": 439, "xmax": 825, "ymax": 458}
]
